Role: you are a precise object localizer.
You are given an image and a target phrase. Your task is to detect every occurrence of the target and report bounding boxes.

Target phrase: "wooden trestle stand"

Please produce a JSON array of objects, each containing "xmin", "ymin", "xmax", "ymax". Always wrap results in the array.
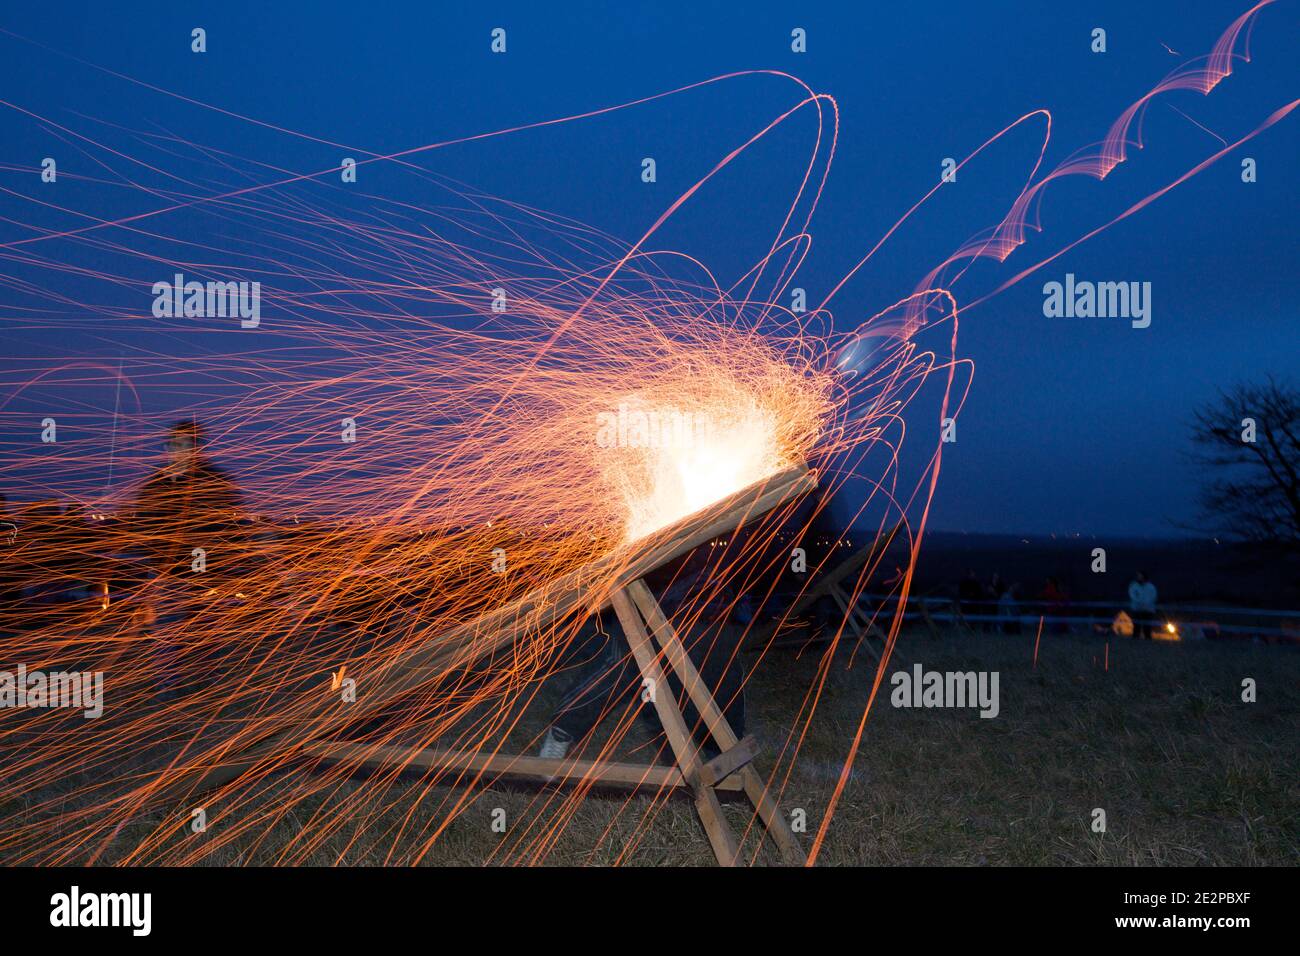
[
  {"xmin": 147, "ymin": 466, "xmax": 817, "ymax": 866},
  {"xmin": 753, "ymin": 522, "xmax": 901, "ymax": 656}
]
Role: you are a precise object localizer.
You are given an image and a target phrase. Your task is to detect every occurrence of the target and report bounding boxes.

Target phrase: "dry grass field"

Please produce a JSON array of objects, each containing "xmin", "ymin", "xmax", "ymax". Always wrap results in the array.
[{"xmin": 35, "ymin": 622, "xmax": 1293, "ymax": 867}]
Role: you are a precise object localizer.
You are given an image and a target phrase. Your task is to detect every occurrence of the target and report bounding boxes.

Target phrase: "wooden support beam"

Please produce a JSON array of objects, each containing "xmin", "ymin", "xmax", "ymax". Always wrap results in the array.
[
  {"xmin": 831, "ymin": 585, "xmax": 882, "ymax": 662},
  {"xmin": 749, "ymin": 521, "xmax": 901, "ymax": 649},
  {"xmin": 611, "ymin": 588, "xmax": 740, "ymax": 867},
  {"xmin": 698, "ymin": 736, "xmax": 757, "ymax": 789},
  {"xmin": 300, "ymin": 740, "xmax": 744, "ymax": 792},
  {"xmin": 627, "ymin": 579, "xmax": 806, "ymax": 866}
]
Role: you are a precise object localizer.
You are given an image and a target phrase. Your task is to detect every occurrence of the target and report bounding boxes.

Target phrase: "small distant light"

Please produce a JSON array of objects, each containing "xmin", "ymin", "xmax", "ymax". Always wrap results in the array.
[{"xmin": 1165, "ymin": 622, "xmax": 1176, "ymax": 634}]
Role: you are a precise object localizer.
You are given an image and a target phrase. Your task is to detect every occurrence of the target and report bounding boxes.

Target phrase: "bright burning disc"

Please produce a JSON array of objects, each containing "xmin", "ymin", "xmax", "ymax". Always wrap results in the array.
[{"xmin": 598, "ymin": 371, "xmax": 828, "ymax": 541}]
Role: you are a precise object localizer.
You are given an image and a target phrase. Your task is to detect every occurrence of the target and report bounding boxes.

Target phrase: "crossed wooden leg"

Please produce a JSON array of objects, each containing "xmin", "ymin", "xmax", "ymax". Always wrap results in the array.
[
  {"xmin": 613, "ymin": 580, "xmax": 805, "ymax": 866},
  {"xmin": 828, "ymin": 584, "xmax": 884, "ymax": 662}
]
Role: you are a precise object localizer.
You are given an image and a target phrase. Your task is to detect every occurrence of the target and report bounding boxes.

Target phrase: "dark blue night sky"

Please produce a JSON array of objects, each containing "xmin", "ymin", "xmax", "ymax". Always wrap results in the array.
[{"xmin": 1, "ymin": 1, "xmax": 1296, "ymax": 537}]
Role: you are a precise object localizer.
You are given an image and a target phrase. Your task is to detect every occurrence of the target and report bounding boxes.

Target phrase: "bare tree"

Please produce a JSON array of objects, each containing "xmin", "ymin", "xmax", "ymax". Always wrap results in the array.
[{"xmin": 1190, "ymin": 378, "xmax": 1300, "ymax": 550}]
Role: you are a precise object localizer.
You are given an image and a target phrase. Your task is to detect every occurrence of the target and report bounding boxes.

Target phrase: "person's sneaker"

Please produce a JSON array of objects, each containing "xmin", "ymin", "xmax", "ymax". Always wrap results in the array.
[{"xmin": 538, "ymin": 727, "xmax": 573, "ymax": 760}]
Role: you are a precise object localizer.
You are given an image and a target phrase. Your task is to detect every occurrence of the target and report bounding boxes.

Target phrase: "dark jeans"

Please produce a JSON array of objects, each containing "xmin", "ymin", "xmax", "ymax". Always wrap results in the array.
[
  {"xmin": 1132, "ymin": 610, "xmax": 1155, "ymax": 639},
  {"xmin": 552, "ymin": 614, "xmax": 746, "ymax": 758}
]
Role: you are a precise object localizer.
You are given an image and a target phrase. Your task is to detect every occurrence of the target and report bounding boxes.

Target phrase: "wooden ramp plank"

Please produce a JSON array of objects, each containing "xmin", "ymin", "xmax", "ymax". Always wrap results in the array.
[{"xmin": 301, "ymin": 740, "xmax": 744, "ymax": 792}]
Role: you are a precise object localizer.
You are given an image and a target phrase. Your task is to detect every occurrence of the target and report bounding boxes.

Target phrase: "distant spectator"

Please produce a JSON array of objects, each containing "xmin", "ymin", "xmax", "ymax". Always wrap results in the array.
[
  {"xmin": 0, "ymin": 494, "xmax": 15, "ymax": 547},
  {"xmin": 131, "ymin": 419, "xmax": 243, "ymax": 579},
  {"xmin": 983, "ymin": 572, "xmax": 1006, "ymax": 633},
  {"xmin": 21, "ymin": 502, "xmax": 64, "ymax": 602},
  {"xmin": 0, "ymin": 495, "xmax": 19, "ymax": 628},
  {"xmin": 958, "ymin": 569, "xmax": 984, "ymax": 627},
  {"xmin": 1041, "ymin": 576, "xmax": 1069, "ymax": 633},
  {"xmin": 130, "ymin": 419, "xmax": 243, "ymax": 697},
  {"xmin": 997, "ymin": 581, "xmax": 1021, "ymax": 634},
  {"xmin": 52, "ymin": 502, "xmax": 95, "ymax": 600},
  {"xmin": 1128, "ymin": 570, "xmax": 1158, "ymax": 640}
]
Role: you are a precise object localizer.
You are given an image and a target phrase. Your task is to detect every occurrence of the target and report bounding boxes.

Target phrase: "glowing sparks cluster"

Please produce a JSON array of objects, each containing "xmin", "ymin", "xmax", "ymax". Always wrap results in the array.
[{"xmin": 599, "ymin": 367, "xmax": 830, "ymax": 541}]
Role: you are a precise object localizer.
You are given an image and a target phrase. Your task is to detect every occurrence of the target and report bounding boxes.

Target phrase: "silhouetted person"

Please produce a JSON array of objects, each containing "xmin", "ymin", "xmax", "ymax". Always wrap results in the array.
[
  {"xmin": 0, "ymin": 494, "xmax": 20, "ymax": 629},
  {"xmin": 997, "ymin": 581, "xmax": 1021, "ymax": 634},
  {"xmin": 21, "ymin": 502, "xmax": 64, "ymax": 602},
  {"xmin": 131, "ymin": 420, "xmax": 242, "ymax": 696},
  {"xmin": 1041, "ymin": 576, "xmax": 1069, "ymax": 633},
  {"xmin": 985, "ymin": 572, "xmax": 1006, "ymax": 633},
  {"xmin": 958, "ymin": 569, "xmax": 984, "ymax": 627},
  {"xmin": 51, "ymin": 502, "xmax": 95, "ymax": 600},
  {"xmin": 0, "ymin": 494, "xmax": 14, "ymax": 547},
  {"xmin": 132, "ymin": 419, "xmax": 242, "ymax": 580},
  {"xmin": 1128, "ymin": 570, "xmax": 1158, "ymax": 640}
]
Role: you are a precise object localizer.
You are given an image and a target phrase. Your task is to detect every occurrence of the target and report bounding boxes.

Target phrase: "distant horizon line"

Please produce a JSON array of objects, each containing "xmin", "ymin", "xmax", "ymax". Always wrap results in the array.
[{"xmin": 890, "ymin": 527, "xmax": 1228, "ymax": 544}]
